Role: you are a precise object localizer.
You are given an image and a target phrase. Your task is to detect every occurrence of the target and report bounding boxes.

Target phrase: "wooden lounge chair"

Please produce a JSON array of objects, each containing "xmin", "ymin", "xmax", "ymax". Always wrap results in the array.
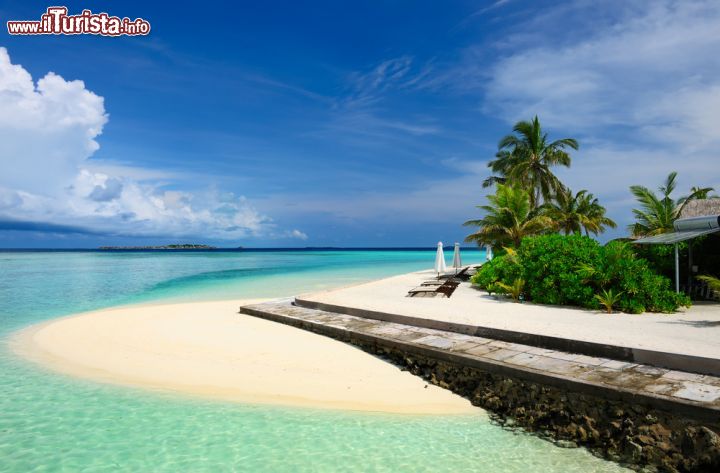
[
  {"xmin": 407, "ymin": 280, "xmax": 459, "ymax": 298},
  {"xmin": 420, "ymin": 280, "xmax": 445, "ymax": 286},
  {"xmin": 407, "ymin": 286, "xmax": 447, "ymax": 297},
  {"xmin": 438, "ymin": 266, "xmax": 471, "ymax": 281}
]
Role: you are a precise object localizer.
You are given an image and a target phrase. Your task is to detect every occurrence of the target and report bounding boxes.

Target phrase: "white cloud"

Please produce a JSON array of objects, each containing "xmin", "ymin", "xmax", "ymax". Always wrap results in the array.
[
  {"xmin": 0, "ymin": 48, "xmax": 107, "ymax": 194},
  {"xmin": 479, "ymin": 0, "xmax": 720, "ymax": 234},
  {"xmin": 322, "ymin": 57, "xmax": 441, "ymax": 142},
  {"xmin": 485, "ymin": 1, "xmax": 720, "ymax": 133},
  {"xmin": 0, "ymin": 48, "xmax": 293, "ymax": 241},
  {"xmin": 289, "ymin": 229, "xmax": 308, "ymax": 240}
]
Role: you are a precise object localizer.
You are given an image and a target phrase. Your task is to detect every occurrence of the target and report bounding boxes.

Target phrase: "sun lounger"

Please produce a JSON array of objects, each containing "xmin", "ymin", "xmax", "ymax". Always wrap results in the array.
[
  {"xmin": 407, "ymin": 280, "xmax": 459, "ymax": 298},
  {"xmin": 420, "ymin": 280, "xmax": 445, "ymax": 286},
  {"xmin": 438, "ymin": 266, "xmax": 471, "ymax": 281}
]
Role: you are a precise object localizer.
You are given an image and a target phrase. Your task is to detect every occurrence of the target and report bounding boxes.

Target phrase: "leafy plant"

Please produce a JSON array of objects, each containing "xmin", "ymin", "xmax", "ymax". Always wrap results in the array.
[
  {"xmin": 471, "ymin": 251, "xmax": 522, "ymax": 290},
  {"xmin": 594, "ymin": 289, "xmax": 624, "ymax": 314},
  {"xmin": 697, "ymin": 275, "xmax": 720, "ymax": 292},
  {"xmin": 542, "ymin": 187, "xmax": 616, "ymax": 236},
  {"xmin": 496, "ymin": 278, "xmax": 525, "ymax": 302},
  {"xmin": 470, "ymin": 234, "xmax": 691, "ymax": 313},
  {"xmin": 630, "ymin": 172, "xmax": 713, "ymax": 237},
  {"xmin": 464, "ymin": 185, "xmax": 553, "ymax": 248}
]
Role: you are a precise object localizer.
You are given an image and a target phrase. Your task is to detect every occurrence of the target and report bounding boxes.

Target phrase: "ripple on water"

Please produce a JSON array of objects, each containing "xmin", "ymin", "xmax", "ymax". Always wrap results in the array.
[
  {"xmin": 0, "ymin": 347, "xmax": 631, "ymax": 473},
  {"xmin": 0, "ymin": 251, "xmax": 629, "ymax": 472}
]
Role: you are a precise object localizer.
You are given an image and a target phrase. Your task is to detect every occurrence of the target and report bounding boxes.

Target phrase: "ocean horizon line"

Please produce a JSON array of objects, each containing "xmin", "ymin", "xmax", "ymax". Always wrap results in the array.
[{"xmin": 0, "ymin": 246, "xmax": 485, "ymax": 252}]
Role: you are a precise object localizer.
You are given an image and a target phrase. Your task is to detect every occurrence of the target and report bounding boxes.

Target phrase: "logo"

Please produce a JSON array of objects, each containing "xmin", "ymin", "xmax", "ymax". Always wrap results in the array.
[{"xmin": 7, "ymin": 6, "xmax": 151, "ymax": 36}]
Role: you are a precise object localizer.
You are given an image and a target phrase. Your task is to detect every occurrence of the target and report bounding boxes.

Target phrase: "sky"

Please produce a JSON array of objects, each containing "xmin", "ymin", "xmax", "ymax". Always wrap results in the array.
[{"xmin": 0, "ymin": 0, "xmax": 718, "ymax": 248}]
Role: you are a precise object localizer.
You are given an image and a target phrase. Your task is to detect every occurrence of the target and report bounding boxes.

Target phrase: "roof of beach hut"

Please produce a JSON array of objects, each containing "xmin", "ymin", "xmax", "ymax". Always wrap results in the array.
[
  {"xmin": 634, "ymin": 199, "xmax": 720, "ymax": 245},
  {"xmin": 679, "ymin": 199, "xmax": 720, "ymax": 219}
]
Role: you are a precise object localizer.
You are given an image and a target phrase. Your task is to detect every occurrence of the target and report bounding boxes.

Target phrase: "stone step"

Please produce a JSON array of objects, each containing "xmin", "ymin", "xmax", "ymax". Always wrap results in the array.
[
  {"xmin": 240, "ymin": 300, "xmax": 720, "ymax": 423},
  {"xmin": 294, "ymin": 297, "xmax": 720, "ymax": 377}
]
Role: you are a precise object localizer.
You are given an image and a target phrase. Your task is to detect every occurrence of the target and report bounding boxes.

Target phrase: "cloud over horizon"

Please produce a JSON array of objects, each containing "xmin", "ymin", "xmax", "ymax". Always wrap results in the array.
[
  {"xmin": 1, "ymin": 1, "xmax": 718, "ymax": 247},
  {"xmin": 396, "ymin": 0, "xmax": 720, "ymax": 234},
  {"xmin": 0, "ymin": 48, "xmax": 306, "ymax": 242}
]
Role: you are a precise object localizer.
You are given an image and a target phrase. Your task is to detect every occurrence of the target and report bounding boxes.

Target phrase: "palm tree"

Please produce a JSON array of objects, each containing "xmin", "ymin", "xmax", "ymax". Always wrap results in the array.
[
  {"xmin": 543, "ymin": 187, "xmax": 616, "ymax": 236},
  {"xmin": 482, "ymin": 116, "xmax": 579, "ymax": 208},
  {"xmin": 697, "ymin": 275, "xmax": 720, "ymax": 292},
  {"xmin": 678, "ymin": 185, "xmax": 717, "ymax": 203},
  {"xmin": 630, "ymin": 172, "xmax": 713, "ymax": 237},
  {"xmin": 577, "ymin": 190, "xmax": 617, "ymax": 236},
  {"xmin": 464, "ymin": 184, "xmax": 553, "ymax": 248},
  {"xmin": 594, "ymin": 288, "xmax": 624, "ymax": 314}
]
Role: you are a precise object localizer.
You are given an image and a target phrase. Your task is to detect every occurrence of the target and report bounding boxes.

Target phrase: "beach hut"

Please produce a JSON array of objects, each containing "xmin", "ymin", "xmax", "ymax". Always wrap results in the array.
[{"xmin": 634, "ymin": 201, "xmax": 720, "ymax": 293}]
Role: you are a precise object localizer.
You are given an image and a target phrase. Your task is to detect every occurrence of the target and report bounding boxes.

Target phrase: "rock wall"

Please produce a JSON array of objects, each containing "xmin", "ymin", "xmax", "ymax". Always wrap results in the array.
[{"xmin": 363, "ymin": 342, "xmax": 720, "ymax": 472}]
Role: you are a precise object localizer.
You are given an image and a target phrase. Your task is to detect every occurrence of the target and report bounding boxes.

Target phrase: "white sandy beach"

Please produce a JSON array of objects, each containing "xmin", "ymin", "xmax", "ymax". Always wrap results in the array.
[
  {"xmin": 11, "ymin": 299, "xmax": 478, "ymax": 415},
  {"xmin": 299, "ymin": 270, "xmax": 720, "ymax": 359}
]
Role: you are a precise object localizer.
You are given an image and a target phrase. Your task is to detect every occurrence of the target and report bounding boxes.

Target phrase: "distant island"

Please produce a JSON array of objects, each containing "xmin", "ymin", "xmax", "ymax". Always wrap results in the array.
[{"xmin": 99, "ymin": 244, "xmax": 218, "ymax": 250}]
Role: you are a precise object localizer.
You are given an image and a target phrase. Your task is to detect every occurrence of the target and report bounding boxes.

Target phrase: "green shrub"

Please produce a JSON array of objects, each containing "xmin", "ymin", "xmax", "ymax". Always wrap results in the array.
[
  {"xmin": 471, "ymin": 234, "xmax": 691, "ymax": 313},
  {"xmin": 471, "ymin": 254, "xmax": 522, "ymax": 291},
  {"xmin": 518, "ymin": 234, "xmax": 601, "ymax": 307}
]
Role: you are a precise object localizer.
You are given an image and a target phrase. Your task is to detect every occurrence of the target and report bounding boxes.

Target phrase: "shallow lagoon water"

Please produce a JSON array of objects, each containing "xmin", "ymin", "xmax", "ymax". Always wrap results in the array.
[{"xmin": 0, "ymin": 250, "xmax": 629, "ymax": 472}]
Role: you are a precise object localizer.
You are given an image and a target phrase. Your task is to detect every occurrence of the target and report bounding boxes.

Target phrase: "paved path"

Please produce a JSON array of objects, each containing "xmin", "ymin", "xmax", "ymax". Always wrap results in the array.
[
  {"xmin": 241, "ymin": 300, "xmax": 720, "ymax": 423},
  {"xmin": 296, "ymin": 271, "xmax": 720, "ymax": 375}
]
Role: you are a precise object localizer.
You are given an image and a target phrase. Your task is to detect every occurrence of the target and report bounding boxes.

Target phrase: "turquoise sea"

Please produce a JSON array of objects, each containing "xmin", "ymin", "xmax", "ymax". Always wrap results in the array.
[{"xmin": 0, "ymin": 249, "xmax": 629, "ymax": 472}]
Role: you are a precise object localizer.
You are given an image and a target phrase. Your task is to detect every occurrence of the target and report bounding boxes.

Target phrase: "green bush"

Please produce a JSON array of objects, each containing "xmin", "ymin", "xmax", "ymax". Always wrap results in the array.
[
  {"xmin": 471, "ymin": 254, "xmax": 521, "ymax": 292},
  {"xmin": 470, "ymin": 234, "xmax": 691, "ymax": 313}
]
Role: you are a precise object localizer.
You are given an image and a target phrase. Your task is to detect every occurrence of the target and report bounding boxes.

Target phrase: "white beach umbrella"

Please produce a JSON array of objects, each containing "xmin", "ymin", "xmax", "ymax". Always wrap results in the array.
[
  {"xmin": 452, "ymin": 242, "xmax": 462, "ymax": 274},
  {"xmin": 434, "ymin": 241, "xmax": 447, "ymax": 276}
]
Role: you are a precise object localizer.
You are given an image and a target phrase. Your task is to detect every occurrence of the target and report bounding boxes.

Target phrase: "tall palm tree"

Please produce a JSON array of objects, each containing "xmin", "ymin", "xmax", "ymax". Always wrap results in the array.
[
  {"xmin": 464, "ymin": 184, "xmax": 553, "ymax": 248},
  {"xmin": 543, "ymin": 188, "xmax": 616, "ymax": 236},
  {"xmin": 482, "ymin": 116, "xmax": 579, "ymax": 208},
  {"xmin": 630, "ymin": 172, "xmax": 712, "ymax": 236}
]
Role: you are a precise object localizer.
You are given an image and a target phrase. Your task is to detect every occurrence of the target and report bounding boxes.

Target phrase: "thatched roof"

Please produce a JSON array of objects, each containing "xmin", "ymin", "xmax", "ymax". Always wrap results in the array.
[{"xmin": 680, "ymin": 199, "xmax": 720, "ymax": 218}]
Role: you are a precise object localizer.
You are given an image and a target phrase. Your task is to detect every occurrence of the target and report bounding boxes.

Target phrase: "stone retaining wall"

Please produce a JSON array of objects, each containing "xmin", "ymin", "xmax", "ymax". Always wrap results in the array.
[
  {"xmin": 241, "ymin": 302, "xmax": 720, "ymax": 472},
  {"xmin": 362, "ymin": 340, "xmax": 720, "ymax": 472}
]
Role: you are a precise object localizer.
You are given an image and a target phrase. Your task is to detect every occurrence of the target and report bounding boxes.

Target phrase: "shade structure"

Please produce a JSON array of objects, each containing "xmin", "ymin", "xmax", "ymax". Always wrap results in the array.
[
  {"xmin": 434, "ymin": 242, "xmax": 447, "ymax": 275},
  {"xmin": 634, "ymin": 216, "xmax": 720, "ymax": 244},
  {"xmin": 452, "ymin": 243, "xmax": 462, "ymax": 274},
  {"xmin": 633, "ymin": 215, "xmax": 720, "ymax": 292}
]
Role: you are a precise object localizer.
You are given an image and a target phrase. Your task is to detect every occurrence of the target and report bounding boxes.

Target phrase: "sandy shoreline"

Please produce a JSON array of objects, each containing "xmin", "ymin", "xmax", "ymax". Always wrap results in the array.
[
  {"xmin": 11, "ymin": 299, "xmax": 478, "ymax": 415},
  {"xmin": 300, "ymin": 270, "xmax": 720, "ymax": 358}
]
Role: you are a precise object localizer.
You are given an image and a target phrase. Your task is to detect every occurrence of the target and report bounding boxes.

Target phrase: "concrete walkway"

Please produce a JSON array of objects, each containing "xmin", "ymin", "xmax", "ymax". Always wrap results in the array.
[
  {"xmin": 295, "ymin": 270, "xmax": 720, "ymax": 375},
  {"xmin": 240, "ymin": 300, "xmax": 720, "ymax": 423}
]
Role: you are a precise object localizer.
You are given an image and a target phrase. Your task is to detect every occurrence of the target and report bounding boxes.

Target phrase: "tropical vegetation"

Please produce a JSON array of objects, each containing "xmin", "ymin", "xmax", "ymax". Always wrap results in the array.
[
  {"xmin": 594, "ymin": 289, "xmax": 624, "ymax": 314},
  {"xmin": 463, "ymin": 185, "xmax": 552, "ymax": 248},
  {"xmin": 542, "ymin": 187, "xmax": 616, "ymax": 236},
  {"xmin": 629, "ymin": 171, "xmax": 713, "ymax": 237},
  {"xmin": 466, "ymin": 115, "xmax": 717, "ymax": 313},
  {"xmin": 467, "ymin": 116, "xmax": 615, "ymax": 249},
  {"xmin": 471, "ymin": 234, "xmax": 691, "ymax": 313},
  {"xmin": 629, "ymin": 172, "xmax": 717, "ymax": 283},
  {"xmin": 483, "ymin": 115, "xmax": 578, "ymax": 209},
  {"xmin": 697, "ymin": 275, "xmax": 720, "ymax": 292}
]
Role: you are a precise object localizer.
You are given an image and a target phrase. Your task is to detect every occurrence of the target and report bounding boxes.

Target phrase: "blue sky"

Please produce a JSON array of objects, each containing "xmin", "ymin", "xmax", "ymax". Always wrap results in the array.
[{"xmin": 0, "ymin": 0, "xmax": 718, "ymax": 247}]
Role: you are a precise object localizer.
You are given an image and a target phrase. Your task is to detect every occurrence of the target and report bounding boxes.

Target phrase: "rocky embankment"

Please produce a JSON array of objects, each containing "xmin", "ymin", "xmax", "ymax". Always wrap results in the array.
[{"xmin": 371, "ymin": 345, "xmax": 720, "ymax": 472}]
